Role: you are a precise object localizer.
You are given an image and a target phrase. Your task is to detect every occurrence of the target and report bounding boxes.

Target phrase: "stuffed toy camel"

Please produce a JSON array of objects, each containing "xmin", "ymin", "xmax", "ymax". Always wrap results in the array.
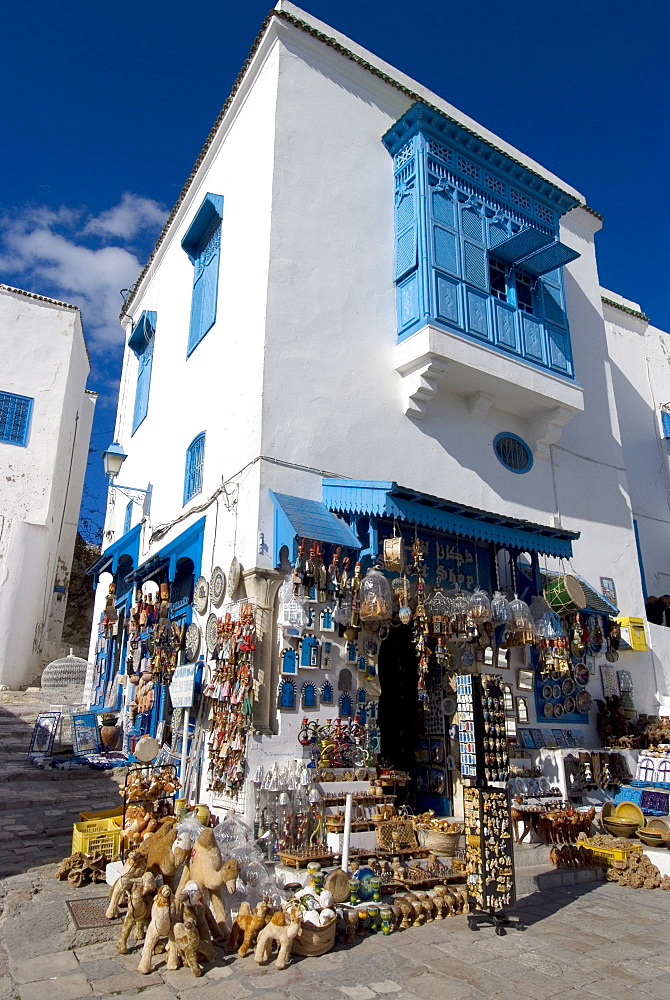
[
  {"xmin": 106, "ymin": 850, "xmax": 147, "ymax": 919},
  {"xmin": 137, "ymin": 822, "xmax": 192, "ymax": 890},
  {"xmin": 172, "ymin": 898, "xmax": 217, "ymax": 977},
  {"xmin": 138, "ymin": 885, "xmax": 178, "ymax": 975},
  {"xmin": 254, "ymin": 909, "xmax": 302, "ymax": 970},
  {"xmin": 175, "ymin": 828, "xmax": 239, "ymax": 941},
  {"xmin": 116, "ymin": 872, "xmax": 156, "ymax": 954},
  {"xmin": 228, "ymin": 899, "xmax": 270, "ymax": 957}
]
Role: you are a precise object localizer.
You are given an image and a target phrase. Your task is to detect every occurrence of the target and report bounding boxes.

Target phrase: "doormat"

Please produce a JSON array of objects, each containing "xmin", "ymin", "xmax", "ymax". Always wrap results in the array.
[{"xmin": 66, "ymin": 897, "xmax": 120, "ymax": 929}]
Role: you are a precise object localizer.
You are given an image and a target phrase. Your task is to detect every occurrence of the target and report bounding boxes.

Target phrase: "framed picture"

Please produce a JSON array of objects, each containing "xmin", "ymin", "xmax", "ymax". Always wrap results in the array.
[
  {"xmin": 519, "ymin": 729, "xmax": 535, "ymax": 749},
  {"xmin": 600, "ymin": 664, "xmax": 618, "ymax": 699},
  {"xmin": 71, "ymin": 713, "xmax": 103, "ymax": 755},
  {"xmin": 618, "ymin": 670, "xmax": 633, "ymax": 694},
  {"xmin": 530, "ymin": 728, "xmax": 545, "ymax": 747},
  {"xmin": 517, "ymin": 668, "xmax": 534, "ymax": 691},
  {"xmin": 28, "ymin": 712, "xmax": 61, "ymax": 756},
  {"xmin": 516, "ymin": 696, "xmax": 529, "ymax": 723},
  {"xmin": 600, "ymin": 577, "xmax": 617, "ymax": 606},
  {"xmin": 553, "ymin": 729, "xmax": 568, "ymax": 748}
]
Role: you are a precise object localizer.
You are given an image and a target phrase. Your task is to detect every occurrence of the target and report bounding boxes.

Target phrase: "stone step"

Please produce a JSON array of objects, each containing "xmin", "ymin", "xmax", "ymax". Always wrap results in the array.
[
  {"xmin": 515, "ymin": 863, "xmax": 603, "ymax": 898},
  {"xmin": 513, "ymin": 843, "xmax": 554, "ymax": 868}
]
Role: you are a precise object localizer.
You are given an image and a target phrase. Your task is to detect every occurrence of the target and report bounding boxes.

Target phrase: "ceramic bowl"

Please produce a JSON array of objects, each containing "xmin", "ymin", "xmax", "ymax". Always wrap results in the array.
[
  {"xmin": 637, "ymin": 829, "xmax": 666, "ymax": 847},
  {"xmin": 603, "ymin": 816, "xmax": 639, "ymax": 838}
]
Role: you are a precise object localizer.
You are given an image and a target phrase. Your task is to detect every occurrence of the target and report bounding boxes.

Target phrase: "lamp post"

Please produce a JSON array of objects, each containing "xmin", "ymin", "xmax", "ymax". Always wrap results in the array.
[{"xmin": 102, "ymin": 441, "xmax": 152, "ymax": 512}]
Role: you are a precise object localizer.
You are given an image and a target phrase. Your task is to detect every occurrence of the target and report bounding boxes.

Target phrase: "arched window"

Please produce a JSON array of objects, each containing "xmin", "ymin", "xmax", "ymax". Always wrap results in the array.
[{"xmin": 183, "ymin": 433, "xmax": 205, "ymax": 505}]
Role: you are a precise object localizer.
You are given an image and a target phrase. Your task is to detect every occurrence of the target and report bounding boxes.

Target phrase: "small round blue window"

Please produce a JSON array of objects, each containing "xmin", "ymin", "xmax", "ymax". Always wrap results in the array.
[{"xmin": 493, "ymin": 433, "xmax": 533, "ymax": 474}]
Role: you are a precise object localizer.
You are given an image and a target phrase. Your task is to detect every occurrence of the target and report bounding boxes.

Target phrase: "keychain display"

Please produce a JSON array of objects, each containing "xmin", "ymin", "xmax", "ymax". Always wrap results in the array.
[{"xmin": 464, "ymin": 786, "xmax": 515, "ymax": 910}]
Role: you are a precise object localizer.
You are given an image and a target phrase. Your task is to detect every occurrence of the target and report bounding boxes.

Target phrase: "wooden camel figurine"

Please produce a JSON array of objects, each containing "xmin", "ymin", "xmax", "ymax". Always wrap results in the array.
[
  {"xmin": 175, "ymin": 828, "xmax": 239, "ymax": 941},
  {"xmin": 228, "ymin": 899, "xmax": 270, "ymax": 957},
  {"xmin": 254, "ymin": 909, "xmax": 302, "ymax": 970},
  {"xmin": 138, "ymin": 885, "xmax": 179, "ymax": 975},
  {"xmin": 116, "ymin": 871, "xmax": 156, "ymax": 954}
]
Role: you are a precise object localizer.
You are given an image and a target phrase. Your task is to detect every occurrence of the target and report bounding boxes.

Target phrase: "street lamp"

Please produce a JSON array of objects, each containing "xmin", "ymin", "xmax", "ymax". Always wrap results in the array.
[{"xmin": 102, "ymin": 440, "xmax": 152, "ymax": 511}]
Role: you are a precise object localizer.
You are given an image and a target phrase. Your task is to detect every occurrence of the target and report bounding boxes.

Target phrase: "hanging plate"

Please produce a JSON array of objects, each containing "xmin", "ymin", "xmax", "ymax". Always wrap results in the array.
[
  {"xmin": 543, "ymin": 702, "xmax": 554, "ymax": 717},
  {"xmin": 210, "ymin": 566, "xmax": 226, "ymax": 608},
  {"xmin": 562, "ymin": 678, "xmax": 575, "ymax": 696},
  {"xmin": 185, "ymin": 623, "xmax": 201, "ymax": 662},
  {"xmin": 575, "ymin": 689, "xmax": 593, "ymax": 713},
  {"xmin": 574, "ymin": 663, "xmax": 590, "ymax": 686},
  {"xmin": 205, "ymin": 613, "xmax": 219, "ymax": 655},
  {"xmin": 227, "ymin": 557, "xmax": 240, "ymax": 600},
  {"xmin": 553, "ymin": 703, "xmax": 564, "ymax": 718},
  {"xmin": 193, "ymin": 576, "xmax": 209, "ymax": 615},
  {"xmin": 441, "ymin": 697, "xmax": 457, "ymax": 718},
  {"xmin": 563, "ymin": 695, "xmax": 576, "ymax": 715}
]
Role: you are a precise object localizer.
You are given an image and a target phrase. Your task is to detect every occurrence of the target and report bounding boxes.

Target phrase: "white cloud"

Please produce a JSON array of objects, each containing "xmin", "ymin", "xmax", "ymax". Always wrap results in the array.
[
  {"xmin": 0, "ymin": 194, "xmax": 167, "ymax": 353},
  {"xmin": 83, "ymin": 192, "xmax": 168, "ymax": 241}
]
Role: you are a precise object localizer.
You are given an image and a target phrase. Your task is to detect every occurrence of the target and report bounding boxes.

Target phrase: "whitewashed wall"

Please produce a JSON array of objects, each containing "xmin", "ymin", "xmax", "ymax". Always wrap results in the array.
[{"xmin": 0, "ymin": 288, "xmax": 93, "ymax": 688}]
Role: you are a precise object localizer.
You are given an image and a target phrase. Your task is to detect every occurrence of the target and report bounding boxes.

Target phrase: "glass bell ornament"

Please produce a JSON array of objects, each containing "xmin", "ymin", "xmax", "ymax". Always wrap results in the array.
[
  {"xmin": 450, "ymin": 590, "xmax": 472, "ymax": 639},
  {"xmin": 359, "ymin": 566, "xmax": 392, "ymax": 622},
  {"xmin": 392, "ymin": 576, "xmax": 413, "ymax": 624},
  {"xmin": 40, "ymin": 648, "xmax": 90, "ymax": 706},
  {"xmin": 491, "ymin": 591, "xmax": 512, "ymax": 624},
  {"xmin": 509, "ymin": 597, "xmax": 534, "ymax": 630},
  {"xmin": 468, "ymin": 588, "xmax": 492, "ymax": 622}
]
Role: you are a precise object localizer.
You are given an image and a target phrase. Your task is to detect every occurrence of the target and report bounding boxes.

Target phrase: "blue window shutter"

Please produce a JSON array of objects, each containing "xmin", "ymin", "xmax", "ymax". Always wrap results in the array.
[
  {"xmin": 460, "ymin": 204, "xmax": 488, "ymax": 291},
  {"xmin": 394, "ymin": 186, "xmax": 418, "ymax": 282},
  {"xmin": 132, "ymin": 337, "xmax": 154, "ymax": 433},
  {"xmin": 123, "ymin": 500, "xmax": 133, "ymax": 535},
  {"xmin": 661, "ymin": 410, "xmax": 670, "ymax": 439},
  {"xmin": 0, "ymin": 392, "xmax": 33, "ymax": 446},
  {"xmin": 183, "ymin": 194, "xmax": 223, "ymax": 357},
  {"xmin": 199, "ymin": 223, "xmax": 221, "ymax": 338},
  {"xmin": 540, "ymin": 276, "xmax": 567, "ymax": 328},
  {"xmin": 183, "ymin": 433, "xmax": 205, "ymax": 504}
]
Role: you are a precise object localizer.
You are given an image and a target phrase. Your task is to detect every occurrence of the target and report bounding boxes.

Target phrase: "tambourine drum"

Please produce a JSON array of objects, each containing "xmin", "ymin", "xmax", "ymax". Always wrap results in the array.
[
  {"xmin": 545, "ymin": 575, "xmax": 585, "ymax": 614},
  {"xmin": 383, "ymin": 536, "xmax": 406, "ymax": 573},
  {"xmin": 134, "ymin": 735, "xmax": 160, "ymax": 763}
]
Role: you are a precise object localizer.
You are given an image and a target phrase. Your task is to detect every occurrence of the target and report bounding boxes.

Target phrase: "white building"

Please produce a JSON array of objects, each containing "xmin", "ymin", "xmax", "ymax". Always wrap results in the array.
[
  {"xmin": 88, "ymin": 3, "xmax": 669, "ymax": 820},
  {"xmin": 0, "ymin": 284, "xmax": 95, "ymax": 689}
]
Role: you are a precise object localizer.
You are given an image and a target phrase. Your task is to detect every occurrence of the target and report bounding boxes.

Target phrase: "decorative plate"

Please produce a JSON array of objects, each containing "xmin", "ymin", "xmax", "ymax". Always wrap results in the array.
[
  {"xmin": 460, "ymin": 650, "xmax": 475, "ymax": 669},
  {"xmin": 564, "ymin": 695, "xmax": 576, "ymax": 715},
  {"xmin": 562, "ymin": 678, "xmax": 575, "ymax": 696},
  {"xmin": 542, "ymin": 684, "xmax": 552, "ymax": 699},
  {"xmin": 551, "ymin": 668, "xmax": 562, "ymax": 681},
  {"xmin": 575, "ymin": 689, "xmax": 593, "ymax": 713},
  {"xmin": 574, "ymin": 663, "xmax": 590, "ymax": 686},
  {"xmin": 614, "ymin": 801, "xmax": 644, "ymax": 827},
  {"xmin": 227, "ymin": 557, "xmax": 240, "ymax": 600},
  {"xmin": 552, "ymin": 683, "xmax": 562, "ymax": 699},
  {"xmin": 324, "ymin": 868, "xmax": 351, "ymax": 904},
  {"xmin": 210, "ymin": 566, "xmax": 226, "ymax": 608},
  {"xmin": 538, "ymin": 776, "xmax": 551, "ymax": 794},
  {"xmin": 354, "ymin": 767, "xmax": 368, "ymax": 781},
  {"xmin": 378, "ymin": 624, "xmax": 390, "ymax": 641},
  {"xmin": 553, "ymin": 703, "xmax": 564, "ymax": 718},
  {"xmin": 205, "ymin": 613, "xmax": 219, "ymax": 654},
  {"xmin": 646, "ymin": 818, "xmax": 670, "ymax": 833},
  {"xmin": 194, "ymin": 576, "xmax": 209, "ymax": 615},
  {"xmin": 185, "ymin": 623, "xmax": 201, "ymax": 661},
  {"xmin": 363, "ymin": 638, "xmax": 379, "ymax": 657},
  {"xmin": 441, "ymin": 697, "xmax": 457, "ymax": 718},
  {"xmin": 353, "ymin": 866, "xmax": 377, "ymax": 901},
  {"xmin": 543, "ymin": 702, "xmax": 554, "ymax": 717}
]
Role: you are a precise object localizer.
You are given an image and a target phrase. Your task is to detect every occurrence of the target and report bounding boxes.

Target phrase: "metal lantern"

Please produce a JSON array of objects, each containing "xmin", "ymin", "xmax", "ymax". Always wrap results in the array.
[{"xmin": 40, "ymin": 647, "xmax": 90, "ymax": 706}]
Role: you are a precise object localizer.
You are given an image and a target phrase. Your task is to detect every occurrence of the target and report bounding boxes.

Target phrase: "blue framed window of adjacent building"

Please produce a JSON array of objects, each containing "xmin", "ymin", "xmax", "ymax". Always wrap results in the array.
[
  {"xmin": 183, "ymin": 433, "xmax": 205, "ymax": 505},
  {"xmin": 0, "ymin": 391, "xmax": 33, "ymax": 446},
  {"xmin": 661, "ymin": 408, "xmax": 670, "ymax": 439},
  {"xmin": 129, "ymin": 311, "xmax": 157, "ymax": 434},
  {"xmin": 123, "ymin": 499, "xmax": 133, "ymax": 535},
  {"xmin": 382, "ymin": 104, "xmax": 581, "ymax": 379},
  {"xmin": 182, "ymin": 193, "xmax": 223, "ymax": 357}
]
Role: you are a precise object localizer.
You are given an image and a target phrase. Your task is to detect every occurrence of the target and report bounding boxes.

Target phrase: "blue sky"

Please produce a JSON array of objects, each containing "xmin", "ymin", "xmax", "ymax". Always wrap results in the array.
[{"xmin": 1, "ymin": 0, "xmax": 667, "ymax": 540}]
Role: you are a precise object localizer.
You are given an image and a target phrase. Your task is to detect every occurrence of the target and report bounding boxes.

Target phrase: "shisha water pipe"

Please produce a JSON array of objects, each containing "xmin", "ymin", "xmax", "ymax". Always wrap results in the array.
[
  {"xmin": 308, "ymin": 784, "xmax": 325, "ymax": 846},
  {"xmin": 252, "ymin": 764, "xmax": 263, "ymax": 838}
]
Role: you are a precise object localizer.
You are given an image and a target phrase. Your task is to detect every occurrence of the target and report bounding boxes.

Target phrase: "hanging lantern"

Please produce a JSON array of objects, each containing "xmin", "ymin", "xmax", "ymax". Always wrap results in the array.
[
  {"xmin": 468, "ymin": 589, "xmax": 492, "ymax": 622},
  {"xmin": 359, "ymin": 566, "xmax": 392, "ymax": 622},
  {"xmin": 491, "ymin": 591, "xmax": 513, "ymax": 624}
]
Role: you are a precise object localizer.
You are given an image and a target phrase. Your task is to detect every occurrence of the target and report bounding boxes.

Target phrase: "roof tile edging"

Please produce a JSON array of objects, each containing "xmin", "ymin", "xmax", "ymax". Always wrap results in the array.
[
  {"xmin": 0, "ymin": 283, "xmax": 79, "ymax": 311},
  {"xmin": 601, "ymin": 296, "xmax": 649, "ymax": 323}
]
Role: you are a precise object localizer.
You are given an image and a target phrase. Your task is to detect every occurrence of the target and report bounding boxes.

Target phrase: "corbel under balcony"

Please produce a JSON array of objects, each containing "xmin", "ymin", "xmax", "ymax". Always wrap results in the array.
[{"xmin": 395, "ymin": 324, "xmax": 584, "ymax": 457}]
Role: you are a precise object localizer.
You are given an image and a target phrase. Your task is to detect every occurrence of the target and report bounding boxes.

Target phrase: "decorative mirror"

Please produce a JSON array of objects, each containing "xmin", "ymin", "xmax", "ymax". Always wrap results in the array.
[
  {"xmin": 338, "ymin": 668, "xmax": 352, "ymax": 692},
  {"xmin": 516, "ymin": 696, "xmax": 529, "ymax": 723},
  {"xmin": 339, "ymin": 693, "xmax": 353, "ymax": 718},
  {"xmin": 357, "ymin": 687, "xmax": 367, "ymax": 704},
  {"xmin": 517, "ymin": 668, "xmax": 534, "ymax": 691},
  {"xmin": 281, "ymin": 648, "xmax": 297, "ymax": 674},
  {"xmin": 321, "ymin": 681, "xmax": 333, "ymax": 704},
  {"xmin": 278, "ymin": 679, "xmax": 296, "ymax": 710},
  {"xmin": 301, "ymin": 683, "xmax": 317, "ymax": 709}
]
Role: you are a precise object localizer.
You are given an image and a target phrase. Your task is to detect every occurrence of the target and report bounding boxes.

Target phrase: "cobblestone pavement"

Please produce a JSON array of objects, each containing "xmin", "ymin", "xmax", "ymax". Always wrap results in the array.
[{"xmin": 2, "ymin": 690, "xmax": 670, "ymax": 1000}]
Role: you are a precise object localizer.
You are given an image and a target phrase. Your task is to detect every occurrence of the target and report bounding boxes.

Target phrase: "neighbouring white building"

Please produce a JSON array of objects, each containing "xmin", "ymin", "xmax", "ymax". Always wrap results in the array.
[
  {"xmin": 0, "ymin": 284, "xmax": 95, "ymax": 689},
  {"xmin": 87, "ymin": 3, "xmax": 670, "ymax": 821}
]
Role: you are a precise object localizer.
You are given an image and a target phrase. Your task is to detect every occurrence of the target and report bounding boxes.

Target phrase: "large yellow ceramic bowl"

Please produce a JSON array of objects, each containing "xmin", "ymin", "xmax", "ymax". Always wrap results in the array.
[
  {"xmin": 603, "ymin": 816, "xmax": 639, "ymax": 838},
  {"xmin": 614, "ymin": 801, "xmax": 645, "ymax": 827}
]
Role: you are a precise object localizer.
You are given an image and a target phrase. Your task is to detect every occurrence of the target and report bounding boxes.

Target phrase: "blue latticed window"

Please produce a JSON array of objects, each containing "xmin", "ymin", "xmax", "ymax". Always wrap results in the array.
[
  {"xmin": 0, "ymin": 391, "xmax": 33, "ymax": 446},
  {"xmin": 129, "ymin": 311, "xmax": 157, "ymax": 435},
  {"xmin": 182, "ymin": 194, "xmax": 223, "ymax": 357},
  {"xmin": 183, "ymin": 433, "xmax": 205, "ymax": 505},
  {"xmin": 493, "ymin": 433, "xmax": 533, "ymax": 474},
  {"xmin": 383, "ymin": 104, "xmax": 581, "ymax": 379}
]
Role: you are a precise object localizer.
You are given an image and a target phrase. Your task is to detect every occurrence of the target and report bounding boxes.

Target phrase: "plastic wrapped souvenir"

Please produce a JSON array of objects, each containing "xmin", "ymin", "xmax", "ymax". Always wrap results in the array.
[
  {"xmin": 491, "ymin": 591, "xmax": 512, "ymax": 624},
  {"xmin": 468, "ymin": 589, "xmax": 492, "ymax": 622},
  {"xmin": 359, "ymin": 567, "xmax": 392, "ymax": 622}
]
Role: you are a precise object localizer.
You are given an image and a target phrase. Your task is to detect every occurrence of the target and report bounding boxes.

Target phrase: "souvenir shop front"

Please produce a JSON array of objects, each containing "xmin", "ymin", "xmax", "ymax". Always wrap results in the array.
[{"xmin": 87, "ymin": 517, "xmax": 206, "ymax": 753}]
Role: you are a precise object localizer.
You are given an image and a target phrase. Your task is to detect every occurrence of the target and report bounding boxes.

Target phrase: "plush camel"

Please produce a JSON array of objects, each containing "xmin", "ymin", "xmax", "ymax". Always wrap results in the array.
[
  {"xmin": 176, "ymin": 883, "xmax": 218, "ymax": 960},
  {"xmin": 106, "ymin": 850, "xmax": 147, "ymax": 919},
  {"xmin": 172, "ymin": 899, "xmax": 217, "ymax": 977},
  {"xmin": 228, "ymin": 899, "xmax": 270, "ymax": 957},
  {"xmin": 116, "ymin": 872, "xmax": 157, "ymax": 954},
  {"xmin": 254, "ymin": 909, "xmax": 302, "ymax": 970},
  {"xmin": 137, "ymin": 821, "xmax": 191, "ymax": 890},
  {"xmin": 175, "ymin": 828, "xmax": 239, "ymax": 940},
  {"xmin": 138, "ymin": 885, "xmax": 178, "ymax": 975}
]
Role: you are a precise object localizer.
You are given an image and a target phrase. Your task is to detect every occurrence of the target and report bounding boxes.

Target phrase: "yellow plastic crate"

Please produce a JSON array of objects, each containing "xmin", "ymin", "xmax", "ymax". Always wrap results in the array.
[
  {"xmin": 79, "ymin": 806, "xmax": 123, "ymax": 822},
  {"xmin": 581, "ymin": 841, "xmax": 642, "ymax": 866},
  {"xmin": 71, "ymin": 816, "xmax": 123, "ymax": 858}
]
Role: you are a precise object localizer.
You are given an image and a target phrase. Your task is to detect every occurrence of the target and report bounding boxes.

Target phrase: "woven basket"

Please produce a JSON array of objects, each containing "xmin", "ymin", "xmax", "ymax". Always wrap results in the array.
[
  {"xmin": 417, "ymin": 828, "xmax": 462, "ymax": 855},
  {"xmin": 292, "ymin": 915, "xmax": 337, "ymax": 957},
  {"xmin": 376, "ymin": 819, "xmax": 418, "ymax": 852}
]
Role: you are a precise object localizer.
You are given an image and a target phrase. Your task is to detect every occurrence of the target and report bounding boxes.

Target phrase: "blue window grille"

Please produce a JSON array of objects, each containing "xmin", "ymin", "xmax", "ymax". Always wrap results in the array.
[
  {"xmin": 383, "ymin": 105, "xmax": 580, "ymax": 379},
  {"xmin": 182, "ymin": 193, "xmax": 223, "ymax": 357},
  {"xmin": 129, "ymin": 311, "xmax": 156, "ymax": 434},
  {"xmin": 123, "ymin": 499, "xmax": 133, "ymax": 535},
  {"xmin": 183, "ymin": 433, "xmax": 205, "ymax": 505},
  {"xmin": 493, "ymin": 433, "xmax": 533, "ymax": 474},
  {"xmin": 661, "ymin": 409, "xmax": 670, "ymax": 439},
  {"xmin": 0, "ymin": 391, "xmax": 33, "ymax": 446}
]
